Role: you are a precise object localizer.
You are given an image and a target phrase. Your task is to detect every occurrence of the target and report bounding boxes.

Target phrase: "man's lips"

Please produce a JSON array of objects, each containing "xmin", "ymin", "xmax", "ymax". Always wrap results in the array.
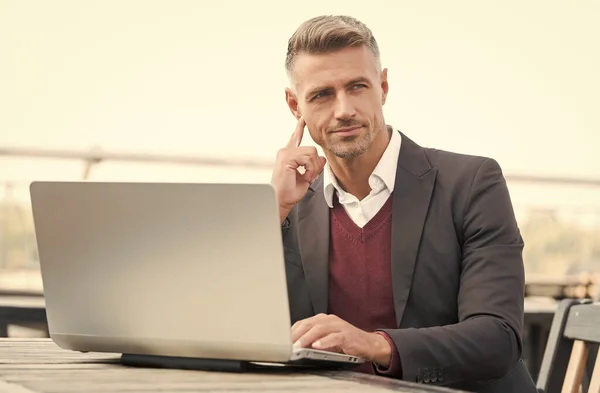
[{"xmin": 331, "ymin": 126, "xmax": 362, "ymax": 136}]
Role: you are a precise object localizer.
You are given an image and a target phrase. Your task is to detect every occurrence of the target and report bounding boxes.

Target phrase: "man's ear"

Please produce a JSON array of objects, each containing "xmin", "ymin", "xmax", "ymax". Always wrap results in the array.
[
  {"xmin": 380, "ymin": 68, "xmax": 389, "ymax": 105},
  {"xmin": 285, "ymin": 88, "xmax": 302, "ymax": 119}
]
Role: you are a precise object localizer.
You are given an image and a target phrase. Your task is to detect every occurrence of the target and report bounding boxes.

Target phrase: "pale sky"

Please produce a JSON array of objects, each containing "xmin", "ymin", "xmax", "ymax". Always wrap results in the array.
[{"xmin": 1, "ymin": 0, "xmax": 599, "ymax": 215}]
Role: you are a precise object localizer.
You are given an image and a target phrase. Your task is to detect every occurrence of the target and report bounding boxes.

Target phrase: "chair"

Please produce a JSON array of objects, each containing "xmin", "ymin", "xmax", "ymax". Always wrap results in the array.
[{"xmin": 536, "ymin": 299, "xmax": 600, "ymax": 393}]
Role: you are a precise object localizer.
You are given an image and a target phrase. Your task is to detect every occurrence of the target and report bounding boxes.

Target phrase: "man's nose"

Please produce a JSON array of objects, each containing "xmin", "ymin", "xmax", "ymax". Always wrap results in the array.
[{"xmin": 333, "ymin": 94, "xmax": 357, "ymax": 119}]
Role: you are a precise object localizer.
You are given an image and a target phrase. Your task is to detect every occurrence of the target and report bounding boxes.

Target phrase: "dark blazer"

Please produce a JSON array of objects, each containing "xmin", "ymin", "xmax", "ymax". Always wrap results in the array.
[{"xmin": 281, "ymin": 131, "xmax": 537, "ymax": 392}]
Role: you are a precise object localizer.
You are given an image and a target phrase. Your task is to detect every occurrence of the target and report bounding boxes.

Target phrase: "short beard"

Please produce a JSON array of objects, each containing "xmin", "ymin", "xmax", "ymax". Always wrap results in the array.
[
  {"xmin": 328, "ymin": 133, "xmax": 373, "ymax": 159},
  {"xmin": 328, "ymin": 122, "xmax": 387, "ymax": 159}
]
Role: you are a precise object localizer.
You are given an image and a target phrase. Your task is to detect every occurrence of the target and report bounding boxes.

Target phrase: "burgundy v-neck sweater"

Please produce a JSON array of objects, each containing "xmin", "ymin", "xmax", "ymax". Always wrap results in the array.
[{"xmin": 328, "ymin": 195, "xmax": 402, "ymax": 376}]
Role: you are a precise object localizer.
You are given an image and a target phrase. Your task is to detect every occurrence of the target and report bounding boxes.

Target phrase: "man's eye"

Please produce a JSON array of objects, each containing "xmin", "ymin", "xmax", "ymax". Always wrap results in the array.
[
  {"xmin": 313, "ymin": 91, "xmax": 329, "ymax": 100},
  {"xmin": 352, "ymin": 84, "xmax": 367, "ymax": 90}
]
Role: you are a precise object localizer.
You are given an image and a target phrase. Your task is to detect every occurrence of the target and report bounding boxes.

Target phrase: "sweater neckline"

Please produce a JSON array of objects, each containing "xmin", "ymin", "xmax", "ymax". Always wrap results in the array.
[{"xmin": 330, "ymin": 194, "xmax": 393, "ymax": 242}]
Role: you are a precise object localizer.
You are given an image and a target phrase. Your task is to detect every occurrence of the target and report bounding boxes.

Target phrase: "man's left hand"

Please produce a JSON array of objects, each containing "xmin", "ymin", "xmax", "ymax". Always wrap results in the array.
[{"xmin": 291, "ymin": 313, "xmax": 392, "ymax": 367}]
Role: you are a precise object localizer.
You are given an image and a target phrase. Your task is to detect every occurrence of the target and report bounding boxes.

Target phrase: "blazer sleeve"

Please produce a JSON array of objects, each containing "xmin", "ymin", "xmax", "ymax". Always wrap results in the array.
[
  {"xmin": 281, "ymin": 211, "xmax": 315, "ymax": 324},
  {"xmin": 379, "ymin": 158, "xmax": 525, "ymax": 386}
]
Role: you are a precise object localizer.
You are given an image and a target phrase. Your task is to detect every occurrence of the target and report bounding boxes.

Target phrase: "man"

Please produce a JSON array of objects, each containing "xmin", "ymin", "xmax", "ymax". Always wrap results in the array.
[{"xmin": 270, "ymin": 15, "xmax": 537, "ymax": 392}]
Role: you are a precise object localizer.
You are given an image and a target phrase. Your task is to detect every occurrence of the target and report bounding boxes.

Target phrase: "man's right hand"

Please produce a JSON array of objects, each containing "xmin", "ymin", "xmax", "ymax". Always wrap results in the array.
[{"xmin": 271, "ymin": 117, "xmax": 327, "ymax": 225}]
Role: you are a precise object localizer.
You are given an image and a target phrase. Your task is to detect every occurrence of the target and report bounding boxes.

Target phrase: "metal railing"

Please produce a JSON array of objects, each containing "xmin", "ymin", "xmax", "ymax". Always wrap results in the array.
[
  {"xmin": 2, "ymin": 145, "xmax": 600, "ymax": 186},
  {"xmin": 1, "ymin": 145, "xmax": 600, "ymax": 275},
  {"xmin": 0, "ymin": 146, "xmax": 275, "ymax": 180}
]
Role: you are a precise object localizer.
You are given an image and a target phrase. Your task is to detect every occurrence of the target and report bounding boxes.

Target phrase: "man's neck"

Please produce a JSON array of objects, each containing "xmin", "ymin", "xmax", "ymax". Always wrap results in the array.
[{"xmin": 327, "ymin": 126, "xmax": 391, "ymax": 201}]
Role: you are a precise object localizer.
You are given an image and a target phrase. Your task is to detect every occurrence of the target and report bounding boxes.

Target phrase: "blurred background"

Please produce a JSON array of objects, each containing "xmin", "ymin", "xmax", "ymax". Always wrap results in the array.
[{"xmin": 1, "ymin": 0, "xmax": 599, "ymax": 366}]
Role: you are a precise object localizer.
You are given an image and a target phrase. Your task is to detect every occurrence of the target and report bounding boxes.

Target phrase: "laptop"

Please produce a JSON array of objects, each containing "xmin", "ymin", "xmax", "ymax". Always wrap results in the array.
[{"xmin": 29, "ymin": 181, "xmax": 364, "ymax": 370}]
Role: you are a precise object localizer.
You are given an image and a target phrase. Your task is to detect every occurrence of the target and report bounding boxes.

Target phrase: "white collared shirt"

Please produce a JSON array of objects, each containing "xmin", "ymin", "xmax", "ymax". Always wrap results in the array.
[{"xmin": 323, "ymin": 128, "xmax": 402, "ymax": 228}]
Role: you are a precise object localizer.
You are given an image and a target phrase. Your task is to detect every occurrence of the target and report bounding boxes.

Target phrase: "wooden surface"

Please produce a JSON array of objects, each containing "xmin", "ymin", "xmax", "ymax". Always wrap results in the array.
[
  {"xmin": 0, "ymin": 339, "xmax": 466, "ymax": 392},
  {"xmin": 561, "ymin": 340, "xmax": 588, "ymax": 393},
  {"xmin": 587, "ymin": 352, "xmax": 600, "ymax": 393}
]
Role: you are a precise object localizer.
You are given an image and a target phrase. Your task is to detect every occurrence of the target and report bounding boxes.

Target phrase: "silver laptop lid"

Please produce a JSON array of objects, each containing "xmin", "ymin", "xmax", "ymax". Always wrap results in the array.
[{"xmin": 30, "ymin": 181, "xmax": 293, "ymax": 362}]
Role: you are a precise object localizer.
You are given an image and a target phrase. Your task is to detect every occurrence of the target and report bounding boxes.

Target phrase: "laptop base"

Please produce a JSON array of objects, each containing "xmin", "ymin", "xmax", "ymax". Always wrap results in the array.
[
  {"xmin": 120, "ymin": 353, "xmax": 362, "ymax": 373},
  {"xmin": 120, "ymin": 354, "xmax": 250, "ymax": 372}
]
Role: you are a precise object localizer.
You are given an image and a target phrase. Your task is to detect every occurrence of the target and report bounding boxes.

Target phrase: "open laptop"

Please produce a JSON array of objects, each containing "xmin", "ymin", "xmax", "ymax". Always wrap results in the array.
[{"xmin": 29, "ymin": 181, "xmax": 364, "ymax": 370}]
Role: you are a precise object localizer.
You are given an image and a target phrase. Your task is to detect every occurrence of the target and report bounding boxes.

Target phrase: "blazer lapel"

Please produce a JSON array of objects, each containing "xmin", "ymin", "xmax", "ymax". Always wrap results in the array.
[
  {"xmin": 391, "ymin": 132, "xmax": 437, "ymax": 327},
  {"xmin": 297, "ymin": 176, "xmax": 329, "ymax": 315}
]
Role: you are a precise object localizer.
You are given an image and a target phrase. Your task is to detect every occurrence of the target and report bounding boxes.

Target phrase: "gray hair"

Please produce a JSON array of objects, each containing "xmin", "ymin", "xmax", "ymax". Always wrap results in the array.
[{"xmin": 285, "ymin": 15, "xmax": 381, "ymax": 74}]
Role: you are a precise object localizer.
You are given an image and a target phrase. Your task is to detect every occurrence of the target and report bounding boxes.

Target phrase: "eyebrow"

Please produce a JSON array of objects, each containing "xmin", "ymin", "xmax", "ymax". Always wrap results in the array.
[{"xmin": 305, "ymin": 77, "xmax": 371, "ymax": 100}]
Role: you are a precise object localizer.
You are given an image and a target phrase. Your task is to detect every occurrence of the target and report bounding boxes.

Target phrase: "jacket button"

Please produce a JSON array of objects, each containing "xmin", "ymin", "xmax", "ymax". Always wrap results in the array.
[
  {"xmin": 423, "ymin": 369, "xmax": 430, "ymax": 383},
  {"xmin": 431, "ymin": 373, "xmax": 437, "ymax": 383},
  {"xmin": 438, "ymin": 372, "xmax": 443, "ymax": 382},
  {"xmin": 422, "ymin": 368, "xmax": 429, "ymax": 382}
]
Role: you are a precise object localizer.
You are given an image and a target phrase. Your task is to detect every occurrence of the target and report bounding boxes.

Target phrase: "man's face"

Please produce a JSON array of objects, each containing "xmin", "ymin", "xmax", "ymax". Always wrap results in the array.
[{"xmin": 286, "ymin": 45, "xmax": 388, "ymax": 159}]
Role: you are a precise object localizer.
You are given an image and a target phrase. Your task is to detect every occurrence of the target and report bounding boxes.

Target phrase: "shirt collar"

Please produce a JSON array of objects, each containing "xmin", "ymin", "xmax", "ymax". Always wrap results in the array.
[{"xmin": 323, "ymin": 127, "xmax": 402, "ymax": 208}]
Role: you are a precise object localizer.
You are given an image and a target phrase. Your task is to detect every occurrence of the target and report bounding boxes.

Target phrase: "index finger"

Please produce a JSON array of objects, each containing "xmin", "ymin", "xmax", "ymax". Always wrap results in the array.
[
  {"xmin": 286, "ymin": 116, "xmax": 306, "ymax": 148},
  {"xmin": 291, "ymin": 313, "xmax": 327, "ymax": 343}
]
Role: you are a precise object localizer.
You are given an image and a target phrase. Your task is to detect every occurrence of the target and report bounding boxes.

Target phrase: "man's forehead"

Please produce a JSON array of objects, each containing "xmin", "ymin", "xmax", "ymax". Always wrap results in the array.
[{"xmin": 290, "ymin": 48, "xmax": 380, "ymax": 94}]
